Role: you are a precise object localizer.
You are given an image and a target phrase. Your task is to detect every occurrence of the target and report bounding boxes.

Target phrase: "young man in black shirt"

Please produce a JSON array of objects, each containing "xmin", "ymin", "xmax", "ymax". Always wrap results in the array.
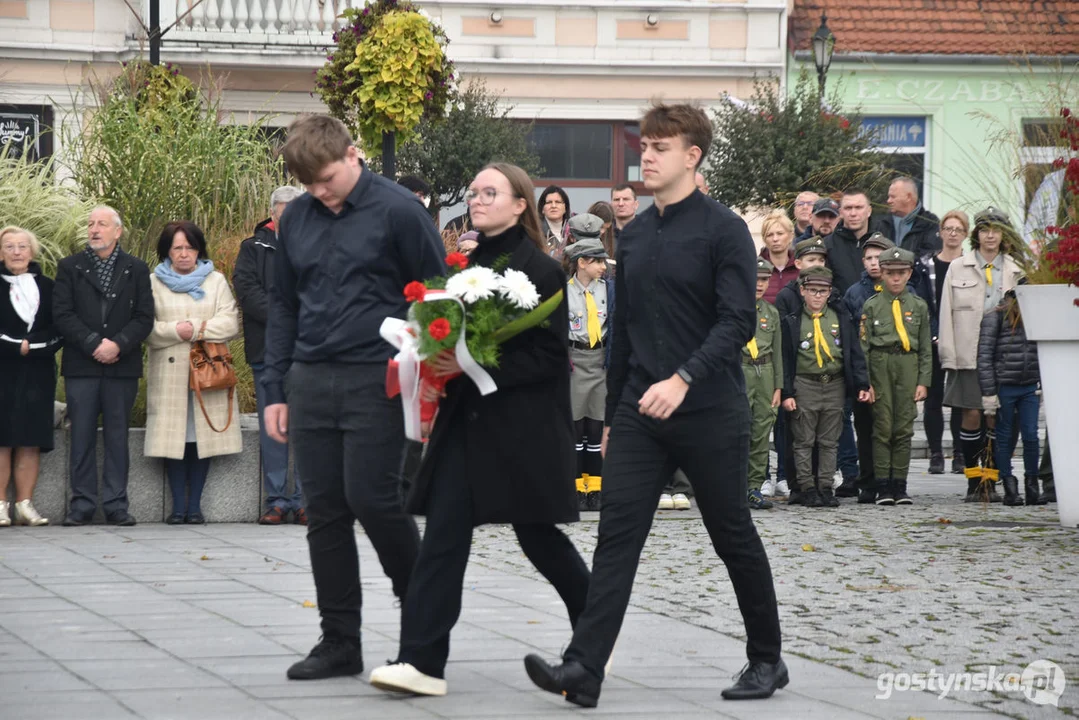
[
  {"xmin": 524, "ymin": 103, "xmax": 786, "ymax": 707},
  {"xmin": 262, "ymin": 115, "xmax": 446, "ymax": 681}
]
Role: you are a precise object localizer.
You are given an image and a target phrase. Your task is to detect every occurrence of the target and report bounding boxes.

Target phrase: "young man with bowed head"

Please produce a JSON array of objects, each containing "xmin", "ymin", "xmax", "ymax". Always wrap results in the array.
[
  {"xmin": 524, "ymin": 103, "xmax": 787, "ymax": 707},
  {"xmin": 261, "ymin": 115, "xmax": 446, "ymax": 682}
]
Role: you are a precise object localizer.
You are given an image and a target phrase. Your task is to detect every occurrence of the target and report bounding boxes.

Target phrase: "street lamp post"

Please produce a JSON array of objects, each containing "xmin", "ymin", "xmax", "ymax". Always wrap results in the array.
[{"xmin": 812, "ymin": 13, "xmax": 836, "ymax": 101}]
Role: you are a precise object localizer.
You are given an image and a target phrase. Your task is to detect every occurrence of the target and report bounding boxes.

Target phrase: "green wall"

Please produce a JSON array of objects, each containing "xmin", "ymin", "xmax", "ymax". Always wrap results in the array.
[{"xmin": 788, "ymin": 58, "xmax": 1076, "ymax": 225}]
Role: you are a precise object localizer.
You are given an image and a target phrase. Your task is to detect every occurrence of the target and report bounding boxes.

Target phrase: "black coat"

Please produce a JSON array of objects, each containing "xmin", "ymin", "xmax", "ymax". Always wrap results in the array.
[
  {"xmin": 779, "ymin": 296, "xmax": 869, "ymax": 402},
  {"xmin": 883, "ymin": 207, "xmax": 942, "ymax": 257},
  {"xmin": 0, "ymin": 263, "xmax": 63, "ymax": 450},
  {"xmin": 232, "ymin": 218, "xmax": 277, "ymax": 365},
  {"xmin": 407, "ymin": 225, "xmax": 579, "ymax": 526},
  {"xmin": 977, "ymin": 303, "xmax": 1040, "ymax": 396},
  {"xmin": 53, "ymin": 248, "xmax": 154, "ymax": 378},
  {"xmin": 824, "ymin": 216, "xmax": 892, "ymax": 295}
]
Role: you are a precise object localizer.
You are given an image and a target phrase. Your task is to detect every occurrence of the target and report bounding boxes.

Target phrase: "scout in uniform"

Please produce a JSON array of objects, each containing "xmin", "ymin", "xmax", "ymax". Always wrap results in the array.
[
  {"xmin": 744, "ymin": 258, "xmax": 784, "ymax": 510},
  {"xmin": 840, "ymin": 232, "xmax": 894, "ymax": 501},
  {"xmin": 563, "ymin": 222, "xmax": 614, "ymax": 511},
  {"xmin": 859, "ymin": 247, "xmax": 932, "ymax": 505},
  {"xmin": 780, "ymin": 267, "xmax": 870, "ymax": 507}
]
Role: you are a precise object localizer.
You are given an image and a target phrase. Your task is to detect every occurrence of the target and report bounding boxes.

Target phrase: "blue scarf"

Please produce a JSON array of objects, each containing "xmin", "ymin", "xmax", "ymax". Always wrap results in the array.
[{"xmin": 154, "ymin": 259, "xmax": 214, "ymax": 300}]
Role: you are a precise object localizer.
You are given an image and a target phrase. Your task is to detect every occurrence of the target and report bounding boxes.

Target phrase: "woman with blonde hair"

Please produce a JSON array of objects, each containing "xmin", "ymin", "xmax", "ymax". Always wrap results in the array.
[
  {"xmin": 758, "ymin": 210, "xmax": 799, "ymax": 304},
  {"xmin": 0, "ymin": 226, "xmax": 63, "ymax": 526}
]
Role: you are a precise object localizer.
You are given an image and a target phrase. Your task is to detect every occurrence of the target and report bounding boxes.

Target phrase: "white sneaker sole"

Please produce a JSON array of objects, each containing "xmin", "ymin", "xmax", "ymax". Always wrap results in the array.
[{"xmin": 370, "ymin": 664, "xmax": 448, "ymax": 696}]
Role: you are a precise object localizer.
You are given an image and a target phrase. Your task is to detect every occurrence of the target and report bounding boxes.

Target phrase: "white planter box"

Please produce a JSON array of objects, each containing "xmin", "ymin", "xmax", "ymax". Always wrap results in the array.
[{"xmin": 1014, "ymin": 284, "xmax": 1079, "ymax": 529}]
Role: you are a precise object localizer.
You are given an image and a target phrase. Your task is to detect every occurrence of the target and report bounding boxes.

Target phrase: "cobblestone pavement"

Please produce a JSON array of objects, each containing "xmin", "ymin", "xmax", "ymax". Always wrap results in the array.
[
  {"xmin": 520, "ymin": 458, "xmax": 1077, "ymax": 720},
  {"xmin": 0, "ymin": 457, "xmax": 1074, "ymax": 719}
]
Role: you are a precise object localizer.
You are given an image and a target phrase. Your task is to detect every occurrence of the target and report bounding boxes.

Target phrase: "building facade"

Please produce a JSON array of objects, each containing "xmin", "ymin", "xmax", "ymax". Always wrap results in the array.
[
  {"xmin": 788, "ymin": 0, "xmax": 1078, "ymax": 241},
  {"xmin": 1, "ymin": 0, "xmax": 790, "ymax": 210}
]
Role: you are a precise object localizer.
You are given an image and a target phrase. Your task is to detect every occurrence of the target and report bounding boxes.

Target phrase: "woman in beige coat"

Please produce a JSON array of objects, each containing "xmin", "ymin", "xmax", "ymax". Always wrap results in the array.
[
  {"xmin": 146, "ymin": 221, "xmax": 241, "ymax": 524},
  {"xmin": 937, "ymin": 207, "xmax": 1024, "ymax": 502}
]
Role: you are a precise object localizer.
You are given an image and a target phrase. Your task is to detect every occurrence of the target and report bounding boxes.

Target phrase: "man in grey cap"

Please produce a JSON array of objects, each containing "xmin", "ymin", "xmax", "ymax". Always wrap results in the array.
[
  {"xmin": 563, "ymin": 233, "xmax": 614, "ymax": 511},
  {"xmin": 796, "ymin": 197, "xmax": 840, "ymax": 243}
]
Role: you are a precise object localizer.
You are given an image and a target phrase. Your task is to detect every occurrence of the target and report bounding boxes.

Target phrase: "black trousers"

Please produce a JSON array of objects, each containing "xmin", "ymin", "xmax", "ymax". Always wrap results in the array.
[
  {"xmin": 398, "ymin": 420, "xmax": 590, "ymax": 678},
  {"xmin": 853, "ymin": 400, "xmax": 875, "ymax": 489},
  {"xmin": 564, "ymin": 398, "xmax": 782, "ymax": 678},
  {"xmin": 924, "ymin": 347, "xmax": 961, "ymax": 455},
  {"xmin": 288, "ymin": 362, "xmax": 420, "ymax": 640},
  {"xmin": 66, "ymin": 376, "xmax": 138, "ymax": 518}
]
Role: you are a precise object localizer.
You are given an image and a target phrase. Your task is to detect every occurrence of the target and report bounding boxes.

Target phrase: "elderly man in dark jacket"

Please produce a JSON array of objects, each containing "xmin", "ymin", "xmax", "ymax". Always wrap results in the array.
[
  {"xmin": 886, "ymin": 177, "xmax": 941, "ymax": 257},
  {"xmin": 53, "ymin": 206, "xmax": 154, "ymax": 526},
  {"xmin": 233, "ymin": 185, "xmax": 305, "ymax": 525}
]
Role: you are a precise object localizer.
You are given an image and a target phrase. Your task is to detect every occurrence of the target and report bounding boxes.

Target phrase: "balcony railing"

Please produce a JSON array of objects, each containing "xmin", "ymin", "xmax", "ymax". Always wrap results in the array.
[{"xmin": 168, "ymin": 0, "xmax": 361, "ymax": 36}]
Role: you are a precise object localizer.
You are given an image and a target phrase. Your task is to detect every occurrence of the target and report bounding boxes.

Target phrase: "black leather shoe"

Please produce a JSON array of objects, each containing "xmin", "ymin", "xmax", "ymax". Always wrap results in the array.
[
  {"xmin": 186, "ymin": 513, "xmax": 206, "ymax": 525},
  {"xmin": 524, "ymin": 654, "xmax": 601, "ymax": 708},
  {"xmin": 287, "ymin": 635, "xmax": 363, "ymax": 680},
  {"xmin": 165, "ymin": 513, "xmax": 185, "ymax": 525},
  {"xmin": 819, "ymin": 489, "xmax": 840, "ymax": 507},
  {"xmin": 721, "ymin": 659, "xmax": 789, "ymax": 700},
  {"xmin": 803, "ymin": 490, "xmax": 823, "ymax": 508},
  {"xmin": 786, "ymin": 490, "xmax": 807, "ymax": 506},
  {"xmin": 62, "ymin": 513, "xmax": 92, "ymax": 527},
  {"xmin": 857, "ymin": 488, "xmax": 876, "ymax": 504},
  {"xmin": 106, "ymin": 512, "xmax": 136, "ymax": 526},
  {"xmin": 834, "ymin": 483, "xmax": 859, "ymax": 498}
]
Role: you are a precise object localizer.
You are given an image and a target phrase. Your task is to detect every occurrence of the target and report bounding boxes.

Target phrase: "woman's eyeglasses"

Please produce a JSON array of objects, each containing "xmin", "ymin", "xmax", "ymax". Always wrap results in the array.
[
  {"xmin": 465, "ymin": 188, "xmax": 514, "ymax": 206},
  {"xmin": 941, "ymin": 226, "xmax": 965, "ymax": 235}
]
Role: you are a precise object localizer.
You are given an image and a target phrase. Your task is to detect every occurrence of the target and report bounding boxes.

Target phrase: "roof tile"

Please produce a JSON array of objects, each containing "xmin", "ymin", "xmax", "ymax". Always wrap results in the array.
[{"xmin": 789, "ymin": 0, "xmax": 1079, "ymax": 56}]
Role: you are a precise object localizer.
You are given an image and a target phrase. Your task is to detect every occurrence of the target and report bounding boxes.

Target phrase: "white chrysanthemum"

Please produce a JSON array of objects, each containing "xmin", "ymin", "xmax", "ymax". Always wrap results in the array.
[
  {"xmin": 499, "ymin": 268, "xmax": 541, "ymax": 310},
  {"xmin": 444, "ymin": 266, "xmax": 500, "ymax": 304}
]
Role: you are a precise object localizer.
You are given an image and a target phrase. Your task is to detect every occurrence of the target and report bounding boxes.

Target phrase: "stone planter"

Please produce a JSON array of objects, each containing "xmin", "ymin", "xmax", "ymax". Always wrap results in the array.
[{"xmin": 1014, "ymin": 284, "xmax": 1079, "ymax": 528}]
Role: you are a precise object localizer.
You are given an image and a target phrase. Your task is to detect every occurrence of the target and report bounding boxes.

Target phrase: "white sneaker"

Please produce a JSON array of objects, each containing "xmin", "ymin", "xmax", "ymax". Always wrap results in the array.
[
  {"xmin": 775, "ymin": 480, "xmax": 790, "ymax": 496},
  {"xmin": 671, "ymin": 493, "xmax": 691, "ymax": 510},
  {"xmin": 761, "ymin": 479, "xmax": 776, "ymax": 497},
  {"xmin": 370, "ymin": 663, "xmax": 448, "ymax": 696},
  {"xmin": 14, "ymin": 500, "xmax": 48, "ymax": 526},
  {"xmin": 657, "ymin": 493, "xmax": 674, "ymax": 510},
  {"xmin": 0, "ymin": 501, "xmax": 10, "ymax": 527}
]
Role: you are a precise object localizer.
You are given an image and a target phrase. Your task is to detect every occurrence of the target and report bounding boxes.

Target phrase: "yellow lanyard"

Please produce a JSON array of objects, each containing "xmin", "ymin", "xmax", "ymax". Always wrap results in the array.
[
  {"xmin": 584, "ymin": 290, "xmax": 602, "ymax": 348},
  {"xmin": 892, "ymin": 298, "xmax": 911, "ymax": 351},
  {"xmin": 812, "ymin": 313, "xmax": 835, "ymax": 368}
]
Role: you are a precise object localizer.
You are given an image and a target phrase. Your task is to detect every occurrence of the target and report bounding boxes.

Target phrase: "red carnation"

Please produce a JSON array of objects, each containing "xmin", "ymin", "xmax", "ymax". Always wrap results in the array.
[
  {"xmin": 404, "ymin": 281, "xmax": 427, "ymax": 303},
  {"xmin": 445, "ymin": 252, "xmax": 469, "ymax": 270},
  {"xmin": 428, "ymin": 318, "xmax": 451, "ymax": 341}
]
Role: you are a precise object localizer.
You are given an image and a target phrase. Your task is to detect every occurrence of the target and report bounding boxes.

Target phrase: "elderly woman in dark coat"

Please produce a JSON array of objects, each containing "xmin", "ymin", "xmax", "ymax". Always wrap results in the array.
[
  {"xmin": 368, "ymin": 163, "xmax": 590, "ymax": 697},
  {"xmin": 0, "ymin": 227, "xmax": 63, "ymax": 527}
]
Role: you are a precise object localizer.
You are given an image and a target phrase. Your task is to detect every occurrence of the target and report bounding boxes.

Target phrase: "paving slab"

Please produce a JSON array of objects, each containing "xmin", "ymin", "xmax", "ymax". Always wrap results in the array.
[{"xmin": 1, "ymin": 459, "xmax": 1075, "ymax": 719}]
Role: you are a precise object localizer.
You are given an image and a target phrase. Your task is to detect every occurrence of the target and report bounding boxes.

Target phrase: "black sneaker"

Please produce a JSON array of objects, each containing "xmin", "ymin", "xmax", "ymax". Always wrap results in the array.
[
  {"xmin": 820, "ymin": 489, "xmax": 840, "ymax": 507},
  {"xmin": 857, "ymin": 489, "xmax": 877, "ymax": 504},
  {"xmin": 951, "ymin": 452, "xmax": 965, "ymax": 474},
  {"xmin": 585, "ymin": 491, "xmax": 602, "ymax": 512},
  {"xmin": 787, "ymin": 489, "xmax": 807, "ymax": 506},
  {"xmin": 928, "ymin": 452, "xmax": 945, "ymax": 474},
  {"xmin": 106, "ymin": 511, "xmax": 136, "ymax": 527},
  {"xmin": 803, "ymin": 490, "xmax": 824, "ymax": 508},
  {"xmin": 747, "ymin": 489, "xmax": 773, "ymax": 510},
  {"xmin": 287, "ymin": 635, "xmax": 363, "ymax": 680},
  {"xmin": 834, "ymin": 482, "xmax": 859, "ymax": 498}
]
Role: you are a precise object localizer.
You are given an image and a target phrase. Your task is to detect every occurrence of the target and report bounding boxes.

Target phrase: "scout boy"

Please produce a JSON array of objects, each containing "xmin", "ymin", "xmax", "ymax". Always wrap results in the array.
[
  {"xmin": 745, "ymin": 258, "xmax": 784, "ymax": 509},
  {"xmin": 859, "ymin": 247, "xmax": 932, "ymax": 505},
  {"xmin": 780, "ymin": 267, "xmax": 870, "ymax": 508}
]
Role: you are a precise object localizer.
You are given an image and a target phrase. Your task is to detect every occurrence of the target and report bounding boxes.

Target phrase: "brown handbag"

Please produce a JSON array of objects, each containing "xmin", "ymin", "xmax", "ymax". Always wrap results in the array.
[{"xmin": 189, "ymin": 320, "xmax": 237, "ymax": 433}]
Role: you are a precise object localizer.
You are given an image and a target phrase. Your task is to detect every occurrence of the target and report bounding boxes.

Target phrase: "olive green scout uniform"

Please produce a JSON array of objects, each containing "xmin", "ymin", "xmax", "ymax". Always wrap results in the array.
[
  {"xmin": 744, "ymin": 258, "xmax": 784, "ymax": 492},
  {"xmin": 860, "ymin": 248, "xmax": 932, "ymax": 502},
  {"xmin": 790, "ymin": 267, "xmax": 846, "ymax": 496}
]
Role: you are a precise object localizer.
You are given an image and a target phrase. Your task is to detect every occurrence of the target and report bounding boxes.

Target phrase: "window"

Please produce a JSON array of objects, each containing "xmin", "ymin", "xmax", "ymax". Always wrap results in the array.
[
  {"xmin": 1019, "ymin": 118, "xmax": 1065, "ymax": 245},
  {"xmin": 860, "ymin": 116, "xmax": 927, "ymax": 198},
  {"xmin": 527, "ymin": 123, "xmax": 612, "ymax": 181}
]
